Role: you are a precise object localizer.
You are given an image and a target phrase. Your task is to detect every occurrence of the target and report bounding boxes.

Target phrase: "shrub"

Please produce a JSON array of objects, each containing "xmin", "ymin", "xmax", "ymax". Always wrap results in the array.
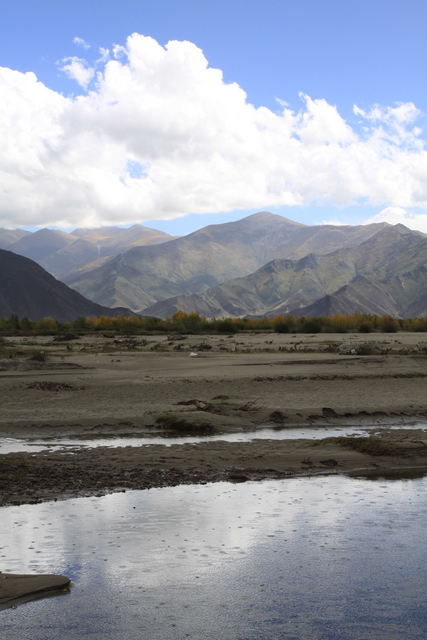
[
  {"xmin": 380, "ymin": 317, "xmax": 399, "ymax": 333},
  {"xmin": 33, "ymin": 317, "xmax": 58, "ymax": 334},
  {"xmin": 334, "ymin": 326, "xmax": 348, "ymax": 333},
  {"xmin": 73, "ymin": 316, "xmax": 89, "ymax": 331},
  {"xmin": 300, "ymin": 318, "xmax": 324, "ymax": 333},
  {"xmin": 414, "ymin": 320, "xmax": 427, "ymax": 332},
  {"xmin": 8, "ymin": 314, "xmax": 21, "ymax": 331},
  {"xmin": 20, "ymin": 317, "xmax": 34, "ymax": 331},
  {"xmin": 29, "ymin": 350, "xmax": 48, "ymax": 362},
  {"xmin": 274, "ymin": 321, "xmax": 292, "ymax": 333},
  {"xmin": 213, "ymin": 318, "xmax": 239, "ymax": 333},
  {"xmin": 355, "ymin": 343, "xmax": 375, "ymax": 356}
]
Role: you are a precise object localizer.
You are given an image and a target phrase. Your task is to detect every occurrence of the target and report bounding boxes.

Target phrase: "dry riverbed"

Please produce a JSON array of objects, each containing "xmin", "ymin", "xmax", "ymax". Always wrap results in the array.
[{"xmin": 1, "ymin": 331, "xmax": 427, "ymax": 506}]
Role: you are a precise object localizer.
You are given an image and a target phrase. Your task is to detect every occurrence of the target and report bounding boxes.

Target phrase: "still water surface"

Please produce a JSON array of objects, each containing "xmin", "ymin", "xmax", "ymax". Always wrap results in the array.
[
  {"xmin": 1, "ymin": 422, "xmax": 425, "ymax": 453},
  {"xmin": 1, "ymin": 474, "xmax": 426, "ymax": 639}
]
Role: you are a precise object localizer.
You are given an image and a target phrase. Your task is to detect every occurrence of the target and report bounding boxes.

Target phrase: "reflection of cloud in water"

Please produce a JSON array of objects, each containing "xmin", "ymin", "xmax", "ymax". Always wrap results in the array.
[{"xmin": 1, "ymin": 476, "xmax": 427, "ymax": 639}]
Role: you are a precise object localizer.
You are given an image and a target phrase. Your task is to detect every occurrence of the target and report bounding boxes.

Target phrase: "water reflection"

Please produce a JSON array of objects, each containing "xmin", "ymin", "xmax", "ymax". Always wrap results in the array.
[
  {"xmin": 1, "ymin": 475, "xmax": 426, "ymax": 639},
  {"xmin": 1, "ymin": 422, "xmax": 425, "ymax": 454}
]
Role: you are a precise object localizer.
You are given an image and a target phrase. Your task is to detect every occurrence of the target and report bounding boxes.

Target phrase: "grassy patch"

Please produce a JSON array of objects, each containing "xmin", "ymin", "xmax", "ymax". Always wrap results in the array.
[
  {"xmin": 0, "ymin": 454, "xmax": 32, "ymax": 470},
  {"xmin": 26, "ymin": 381, "xmax": 85, "ymax": 392},
  {"xmin": 156, "ymin": 415, "xmax": 214, "ymax": 432},
  {"xmin": 29, "ymin": 350, "xmax": 48, "ymax": 362},
  {"xmin": 325, "ymin": 436, "xmax": 406, "ymax": 457},
  {"xmin": 354, "ymin": 343, "xmax": 377, "ymax": 356}
]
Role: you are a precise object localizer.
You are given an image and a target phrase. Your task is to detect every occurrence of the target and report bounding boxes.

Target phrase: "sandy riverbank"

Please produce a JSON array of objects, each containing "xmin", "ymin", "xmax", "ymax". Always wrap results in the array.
[
  {"xmin": 1, "ymin": 331, "xmax": 426, "ymax": 505},
  {"xmin": 0, "ymin": 573, "xmax": 70, "ymax": 610}
]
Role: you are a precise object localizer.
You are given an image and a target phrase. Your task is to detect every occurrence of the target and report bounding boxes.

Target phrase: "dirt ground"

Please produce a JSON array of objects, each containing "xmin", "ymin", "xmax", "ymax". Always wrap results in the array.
[{"xmin": 1, "ymin": 331, "xmax": 426, "ymax": 506}]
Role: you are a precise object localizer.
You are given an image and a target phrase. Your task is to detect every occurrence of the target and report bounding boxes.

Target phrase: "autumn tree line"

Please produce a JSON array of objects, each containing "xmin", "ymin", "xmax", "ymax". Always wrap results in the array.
[{"xmin": 1, "ymin": 311, "xmax": 427, "ymax": 335}]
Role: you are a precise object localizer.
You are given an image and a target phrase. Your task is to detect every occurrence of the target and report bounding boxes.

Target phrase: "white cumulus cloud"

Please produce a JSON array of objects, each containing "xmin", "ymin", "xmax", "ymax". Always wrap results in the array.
[
  {"xmin": 1, "ymin": 33, "xmax": 427, "ymax": 229},
  {"xmin": 58, "ymin": 56, "xmax": 95, "ymax": 89},
  {"xmin": 363, "ymin": 207, "xmax": 427, "ymax": 234},
  {"xmin": 73, "ymin": 36, "xmax": 91, "ymax": 50}
]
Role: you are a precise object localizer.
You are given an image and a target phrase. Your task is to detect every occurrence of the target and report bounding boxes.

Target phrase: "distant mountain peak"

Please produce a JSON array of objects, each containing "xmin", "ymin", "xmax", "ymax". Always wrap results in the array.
[{"xmin": 140, "ymin": 223, "xmax": 427, "ymax": 319}]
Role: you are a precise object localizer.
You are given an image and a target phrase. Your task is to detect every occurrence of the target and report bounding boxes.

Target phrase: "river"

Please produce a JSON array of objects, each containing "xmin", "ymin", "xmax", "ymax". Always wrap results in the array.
[
  {"xmin": 1, "ymin": 473, "xmax": 426, "ymax": 639},
  {"xmin": 1, "ymin": 421, "xmax": 425, "ymax": 454}
]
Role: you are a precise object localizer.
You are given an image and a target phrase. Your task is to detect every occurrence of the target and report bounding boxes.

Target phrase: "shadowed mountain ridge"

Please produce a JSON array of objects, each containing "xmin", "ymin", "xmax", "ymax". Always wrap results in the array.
[{"xmin": 0, "ymin": 249, "xmax": 130, "ymax": 322}]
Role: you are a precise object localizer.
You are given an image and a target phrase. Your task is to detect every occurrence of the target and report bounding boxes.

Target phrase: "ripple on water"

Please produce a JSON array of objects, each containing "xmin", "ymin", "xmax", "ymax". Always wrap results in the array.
[{"xmin": 0, "ymin": 474, "xmax": 426, "ymax": 639}]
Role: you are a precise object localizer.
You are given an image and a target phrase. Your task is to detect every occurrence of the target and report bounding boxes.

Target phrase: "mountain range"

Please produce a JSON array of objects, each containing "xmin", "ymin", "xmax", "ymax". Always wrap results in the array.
[
  {"xmin": 63, "ymin": 212, "xmax": 391, "ymax": 311},
  {"xmin": 1, "ymin": 224, "xmax": 176, "ymax": 281},
  {"xmin": 142, "ymin": 224, "xmax": 427, "ymax": 319},
  {"xmin": 1, "ymin": 212, "xmax": 426, "ymax": 320}
]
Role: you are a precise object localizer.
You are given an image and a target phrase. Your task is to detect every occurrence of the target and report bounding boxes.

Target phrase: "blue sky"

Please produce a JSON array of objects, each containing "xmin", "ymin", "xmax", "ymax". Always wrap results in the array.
[{"xmin": 1, "ymin": 0, "xmax": 427, "ymax": 234}]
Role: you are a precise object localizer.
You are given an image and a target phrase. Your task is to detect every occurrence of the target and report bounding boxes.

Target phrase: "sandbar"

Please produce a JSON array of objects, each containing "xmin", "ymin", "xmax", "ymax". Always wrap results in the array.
[{"xmin": 0, "ymin": 331, "xmax": 426, "ymax": 505}]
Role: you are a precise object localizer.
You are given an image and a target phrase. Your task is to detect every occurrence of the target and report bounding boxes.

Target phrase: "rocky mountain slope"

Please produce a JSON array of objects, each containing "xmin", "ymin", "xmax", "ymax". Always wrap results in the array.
[
  {"xmin": 142, "ymin": 225, "xmax": 427, "ymax": 319},
  {"xmin": 65, "ymin": 212, "xmax": 389, "ymax": 311}
]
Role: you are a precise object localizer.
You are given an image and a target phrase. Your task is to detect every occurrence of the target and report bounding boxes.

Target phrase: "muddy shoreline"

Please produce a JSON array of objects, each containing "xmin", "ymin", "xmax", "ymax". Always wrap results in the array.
[{"xmin": 2, "ymin": 426, "xmax": 427, "ymax": 507}]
